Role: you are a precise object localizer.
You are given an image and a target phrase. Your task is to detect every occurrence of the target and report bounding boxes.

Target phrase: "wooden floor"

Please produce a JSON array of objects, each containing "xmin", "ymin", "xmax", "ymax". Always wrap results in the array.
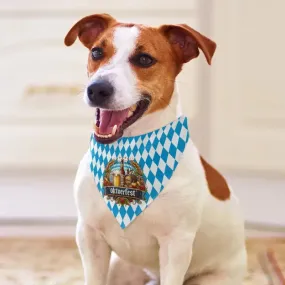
[{"xmin": 0, "ymin": 238, "xmax": 284, "ymax": 285}]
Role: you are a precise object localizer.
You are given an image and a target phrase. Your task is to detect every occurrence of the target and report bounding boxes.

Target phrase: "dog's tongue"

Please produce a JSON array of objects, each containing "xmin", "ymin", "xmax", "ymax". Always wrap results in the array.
[{"xmin": 99, "ymin": 109, "xmax": 129, "ymax": 135}]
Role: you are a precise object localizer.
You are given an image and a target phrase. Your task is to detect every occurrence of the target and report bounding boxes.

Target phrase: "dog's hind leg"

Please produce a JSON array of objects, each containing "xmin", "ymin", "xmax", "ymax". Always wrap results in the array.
[{"xmin": 184, "ymin": 249, "xmax": 247, "ymax": 285}]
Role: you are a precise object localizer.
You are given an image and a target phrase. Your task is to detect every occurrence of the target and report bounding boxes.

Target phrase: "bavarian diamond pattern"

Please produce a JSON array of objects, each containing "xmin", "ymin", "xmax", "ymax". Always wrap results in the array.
[{"xmin": 90, "ymin": 116, "xmax": 190, "ymax": 229}]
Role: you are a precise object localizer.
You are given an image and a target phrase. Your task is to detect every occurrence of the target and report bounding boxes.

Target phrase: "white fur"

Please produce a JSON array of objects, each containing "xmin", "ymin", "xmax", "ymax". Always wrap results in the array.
[
  {"xmin": 75, "ymin": 27, "xmax": 247, "ymax": 285},
  {"xmin": 74, "ymin": 93, "xmax": 246, "ymax": 285},
  {"xmin": 84, "ymin": 26, "xmax": 141, "ymax": 109}
]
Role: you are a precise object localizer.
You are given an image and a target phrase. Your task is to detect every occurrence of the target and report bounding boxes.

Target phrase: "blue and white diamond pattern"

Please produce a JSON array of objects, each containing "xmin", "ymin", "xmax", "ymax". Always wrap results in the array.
[{"xmin": 90, "ymin": 116, "xmax": 190, "ymax": 229}]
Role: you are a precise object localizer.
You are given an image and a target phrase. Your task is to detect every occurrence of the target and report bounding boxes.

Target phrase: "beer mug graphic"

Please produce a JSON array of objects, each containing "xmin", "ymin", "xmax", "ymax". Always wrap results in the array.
[{"xmin": 114, "ymin": 174, "xmax": 121, "ymax": 187}]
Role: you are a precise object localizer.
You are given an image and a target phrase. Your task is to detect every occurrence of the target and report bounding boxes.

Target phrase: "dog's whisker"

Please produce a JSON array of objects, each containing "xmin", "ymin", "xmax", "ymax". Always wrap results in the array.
[{"xmin": 75, "ymin": 85, "xmax": 86, "ymax": 96}]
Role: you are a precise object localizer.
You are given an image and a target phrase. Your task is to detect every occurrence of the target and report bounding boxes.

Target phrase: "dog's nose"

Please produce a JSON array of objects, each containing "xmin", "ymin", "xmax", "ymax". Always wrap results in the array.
[{"xmin": 87, "ymin": 80, "xmax": 114, "ymax": 105}]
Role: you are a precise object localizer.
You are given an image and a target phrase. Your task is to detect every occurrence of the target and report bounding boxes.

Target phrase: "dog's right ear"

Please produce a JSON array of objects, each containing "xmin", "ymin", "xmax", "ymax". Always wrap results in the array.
[{"xmin": 64, "ymin": 14, "xmax": 117, "ymax": 49}]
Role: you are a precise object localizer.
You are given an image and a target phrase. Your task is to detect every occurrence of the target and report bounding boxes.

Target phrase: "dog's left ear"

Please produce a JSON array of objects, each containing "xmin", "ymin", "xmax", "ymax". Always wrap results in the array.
[
  {"xmin": 64, "ymin": 13, "xmax": 117, "ymax": 49},
  {"xmin": 159, "ymin": 24, "xmax": 216, "ymax": 65}
]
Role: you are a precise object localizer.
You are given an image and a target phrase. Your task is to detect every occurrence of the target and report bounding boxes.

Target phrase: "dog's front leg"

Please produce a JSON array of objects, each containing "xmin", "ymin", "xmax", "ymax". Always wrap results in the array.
[
  {"xmin": 76, "ymin": 221, "xmax": 111, "ymax": 285},
  {"xmin": 158, "ymin": 232, "xmax": 195, "ymax": 285}
]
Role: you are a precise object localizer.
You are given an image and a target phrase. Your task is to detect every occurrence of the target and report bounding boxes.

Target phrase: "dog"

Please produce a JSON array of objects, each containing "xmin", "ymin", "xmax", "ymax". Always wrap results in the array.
[{"xmin": 64, "ymin": 13, "xmax": 247, "ymax": 285}]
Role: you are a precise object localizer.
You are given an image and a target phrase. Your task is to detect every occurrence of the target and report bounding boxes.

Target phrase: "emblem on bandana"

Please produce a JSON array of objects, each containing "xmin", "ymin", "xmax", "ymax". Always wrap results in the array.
[
  {"xmin": 103, "ymin": 158, "xmax": 147, "ymax": 205},
  {"xmin": 90, "ymin": 116, "xmax": 190, "ymax": 229}
]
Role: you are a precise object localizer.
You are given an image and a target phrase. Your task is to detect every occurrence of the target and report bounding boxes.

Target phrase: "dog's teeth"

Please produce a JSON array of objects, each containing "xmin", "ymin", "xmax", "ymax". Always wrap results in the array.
[
  {"xmin": 94, "ymin": 125, "xmax": 116, "ymax": 138},
  {"xmin": 112, "ymin": 125, "xmax": 117, "ymax": 135},
  {"xmin": 128, "ymin": 111, "xmax": 133, "ymax": 118},
  {"xmin": 130, "ymin": 105, "xmax": 137, "ymax": 112}
]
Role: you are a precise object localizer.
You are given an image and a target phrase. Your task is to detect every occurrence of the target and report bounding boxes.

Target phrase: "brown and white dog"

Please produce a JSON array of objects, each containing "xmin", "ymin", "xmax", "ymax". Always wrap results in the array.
[{"xmin": 64, "ymin": 13, "xmax": 247, "ymax": 285}]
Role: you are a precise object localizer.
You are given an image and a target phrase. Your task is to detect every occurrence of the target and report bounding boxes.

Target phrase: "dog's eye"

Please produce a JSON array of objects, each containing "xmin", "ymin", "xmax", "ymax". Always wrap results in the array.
[
  {"xmin": 130, "ymin": 53, "xmax": 156, "ymax": 68},
  {"xmin": 91, "ymin": 47, "xmax": 104, "ymax": 61}
]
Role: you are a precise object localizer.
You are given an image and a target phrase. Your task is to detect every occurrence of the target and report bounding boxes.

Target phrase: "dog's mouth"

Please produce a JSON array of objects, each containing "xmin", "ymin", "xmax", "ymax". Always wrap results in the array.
[{"xmin": 93, "ymin": 96, "xmax": 151, "ymax": 144}]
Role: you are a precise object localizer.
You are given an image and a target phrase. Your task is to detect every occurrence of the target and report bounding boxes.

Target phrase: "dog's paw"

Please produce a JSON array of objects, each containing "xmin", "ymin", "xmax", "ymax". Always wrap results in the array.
[{"xmin": 107, "ymin": 257, "xmax": 150, "ymax": 285}]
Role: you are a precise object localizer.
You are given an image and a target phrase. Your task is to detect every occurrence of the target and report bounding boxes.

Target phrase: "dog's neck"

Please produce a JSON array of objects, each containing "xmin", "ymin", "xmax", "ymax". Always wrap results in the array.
[{"xmin": 123, "ymin": 87, "xmax": 182, "ymax": 137}]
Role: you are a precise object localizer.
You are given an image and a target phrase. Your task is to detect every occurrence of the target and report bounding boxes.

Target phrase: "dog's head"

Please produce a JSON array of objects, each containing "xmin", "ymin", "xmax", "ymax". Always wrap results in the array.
[{"xmin": 64, "ymin": 14, "xmax": 216, "ymax": 143}]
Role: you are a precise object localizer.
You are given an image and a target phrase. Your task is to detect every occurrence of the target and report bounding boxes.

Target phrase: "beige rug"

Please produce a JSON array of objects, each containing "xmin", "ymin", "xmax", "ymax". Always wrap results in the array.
[{"xmin": 0, "ymin": 238, "xmax": 284, "ymax": 285}]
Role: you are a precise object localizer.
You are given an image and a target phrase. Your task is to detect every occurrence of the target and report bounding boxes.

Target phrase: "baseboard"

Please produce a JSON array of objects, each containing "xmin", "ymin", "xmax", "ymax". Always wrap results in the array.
[
  {"xmin": 1, "ymin": 224, "xmax": 76, "ymax": 237},
  {"xmin": 1, "ymin": 219, "xmax": 285, "ymax": 238}
]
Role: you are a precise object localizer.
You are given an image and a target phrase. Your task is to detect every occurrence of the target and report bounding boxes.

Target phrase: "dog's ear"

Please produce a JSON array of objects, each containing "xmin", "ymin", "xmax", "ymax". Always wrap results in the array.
[
  {"xmin": 158, "ymin": 24, "xmax": 216, "ymax": 65},
  {"xmin": 64, "ymin": 14, "xmax": 117, "ymax": 49}
]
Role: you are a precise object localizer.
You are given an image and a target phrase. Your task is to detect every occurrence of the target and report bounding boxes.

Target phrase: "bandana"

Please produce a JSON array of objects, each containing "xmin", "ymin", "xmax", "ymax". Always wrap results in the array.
[{"xmin": 90, "ymin": 115, "xmax": 190, "ymax": 228}]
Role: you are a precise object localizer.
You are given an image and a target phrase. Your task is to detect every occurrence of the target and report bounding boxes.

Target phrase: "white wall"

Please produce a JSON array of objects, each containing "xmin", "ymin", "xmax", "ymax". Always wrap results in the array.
[
  {"xmin": 209, "ymin": 0, "xmax": 285, "ymax": 227},
  {"xmin": 210, "ymin": 0, "xmax": 285, "ymax": 173},
  {"xmin": 0, "ymin": 0, "xmax": 199, "ymax": 170}
]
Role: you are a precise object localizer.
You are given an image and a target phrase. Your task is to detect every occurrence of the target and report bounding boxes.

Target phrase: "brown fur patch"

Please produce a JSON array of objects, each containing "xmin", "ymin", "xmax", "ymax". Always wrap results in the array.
[
  {"xmin": 64, "ymin": 14, "xmax": 117, "ymax": 49},
  {"xmin": 87, "ymin": 28, "xmax": 116, "ymax": 75},
  {"xmin": 130, "ymin": 26, "xmax": 181, "ymax": 115},
  {"xmin": 200, "ymin": 156, "xmax": 231, "ymax": 201},
  {"xmin": 114, "ymin": 22, "xmax": 135, "ymax": 28}
]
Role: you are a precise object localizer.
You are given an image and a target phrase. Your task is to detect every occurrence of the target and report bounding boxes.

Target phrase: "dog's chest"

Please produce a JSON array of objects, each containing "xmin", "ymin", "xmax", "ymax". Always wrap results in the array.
[
  {"xmin": 75, "ymin": 145, "xmax": 204, "ymax": 268},
  {"xmin": 93, "ymin": 199, "xmax": 161, "ymax": 268}
]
